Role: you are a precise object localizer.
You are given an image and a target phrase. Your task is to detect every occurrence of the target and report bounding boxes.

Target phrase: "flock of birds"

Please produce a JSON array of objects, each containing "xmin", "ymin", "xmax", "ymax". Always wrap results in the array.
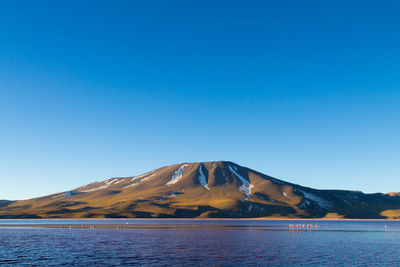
[
  {"xmin": 57, "ymin": 223, "xmax": 392, "ymax": 231},
  {"xmin": 60, "ymin": 222, "xmax": 130, "ymax": 229},
  {"xmin": 289, "ymin": 224, "xmax": 321, "ymax": 230}
]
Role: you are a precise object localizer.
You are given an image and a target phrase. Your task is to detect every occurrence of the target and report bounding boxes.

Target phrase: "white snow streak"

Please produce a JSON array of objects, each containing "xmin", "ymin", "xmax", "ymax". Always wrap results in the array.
[
  {"xmin": 123, "ymin": 173, "xmax": 157, "ymax": 189},
  {"xmin": 167, "ymin": 164, "xmax": 188, "ymax": 185},
  {"xmin": 198, "ymin": 165, "xmax": 209, "ymax": 190},
  {"xmin": 297, "ymin": 189, "xmax": 333, "ymax": 209},
  {"xmin": 52, "ymin": 191, "xmax": 83, "ymax": 199},
  {"xmin": 64, "ymin": 191, "xmax": 81, "ymax": 197},
  {"xmin": 80, "ymin": 179, "xmax": 119, "ymax": 192},
  {"xmin": 343, "ymin": 199, "xmax": 352, "ymax": 206},
  {"xmin": 228, "ymin": 165, "xmax": 253, "ymax": 199},
  {"xmin": 129, "ymin": 172, "xmax": 153, "ymax": 182},
  {"xmin": 81, "ymin": 183, "xmax": 110, "ymax": 192},
  {"xmin": 112, "ymin": 179, "xmax": 124, "ymax": 184}
]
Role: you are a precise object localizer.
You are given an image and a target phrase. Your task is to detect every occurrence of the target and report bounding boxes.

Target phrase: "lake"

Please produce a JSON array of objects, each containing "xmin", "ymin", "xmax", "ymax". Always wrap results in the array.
[{"xmin": 1, "ymin": 220, "xmax": 399, "ymax": 266}]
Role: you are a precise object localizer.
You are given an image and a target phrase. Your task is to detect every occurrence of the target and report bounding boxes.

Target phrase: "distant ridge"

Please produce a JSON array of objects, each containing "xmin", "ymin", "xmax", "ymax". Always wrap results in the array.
[{"xmin": 1, "ymin": 161, "xmax": 400, "ymax": 219}]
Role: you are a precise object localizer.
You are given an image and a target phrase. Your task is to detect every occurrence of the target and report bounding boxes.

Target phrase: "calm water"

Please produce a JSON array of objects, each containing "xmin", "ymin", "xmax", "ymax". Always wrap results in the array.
[{"xmin": 1, "ymin": 220, "xmax": 400, "ymax": 266}]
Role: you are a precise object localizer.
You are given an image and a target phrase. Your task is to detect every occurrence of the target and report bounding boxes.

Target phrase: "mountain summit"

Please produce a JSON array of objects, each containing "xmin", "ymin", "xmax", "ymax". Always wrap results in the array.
[{"xmin": 1, "ymin": 161, "xmax": 400, "ymax": 219}]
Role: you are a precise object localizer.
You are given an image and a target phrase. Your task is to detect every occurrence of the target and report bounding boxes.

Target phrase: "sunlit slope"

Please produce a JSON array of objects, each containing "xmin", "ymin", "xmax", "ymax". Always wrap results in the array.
[{"xmin": 1, "ymin": 161, "xmax": 400, "ymax": 219}]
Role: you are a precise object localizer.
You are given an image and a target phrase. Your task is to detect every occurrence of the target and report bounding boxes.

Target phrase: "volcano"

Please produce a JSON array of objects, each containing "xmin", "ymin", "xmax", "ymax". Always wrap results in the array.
[{"xmin": 1, "ymin": 161, "xmax": 400, "ymax": 219}]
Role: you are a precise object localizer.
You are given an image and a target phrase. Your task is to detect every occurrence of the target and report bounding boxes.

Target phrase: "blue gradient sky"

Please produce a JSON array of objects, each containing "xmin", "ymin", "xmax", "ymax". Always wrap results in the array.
[{"xmin": 1, "ymin": 0, "xmax": 399, "ymax": 200}]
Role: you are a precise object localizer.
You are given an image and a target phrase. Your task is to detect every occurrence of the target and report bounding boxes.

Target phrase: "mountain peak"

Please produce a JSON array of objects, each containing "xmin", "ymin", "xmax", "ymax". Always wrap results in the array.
[{"xmin": 170, "ymin": 160, "xmax": 238, "ymax": 167}]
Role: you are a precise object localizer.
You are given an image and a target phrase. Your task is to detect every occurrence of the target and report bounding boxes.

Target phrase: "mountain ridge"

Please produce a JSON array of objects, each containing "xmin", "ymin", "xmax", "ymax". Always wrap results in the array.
[{"xmin": 1, "ymin": 161, "xmax": 400, "ymax": 219}]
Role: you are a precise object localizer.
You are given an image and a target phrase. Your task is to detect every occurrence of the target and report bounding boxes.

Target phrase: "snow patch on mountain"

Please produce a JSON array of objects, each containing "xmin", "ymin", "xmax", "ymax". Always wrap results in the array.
[
  {"xmin": 248, "ymin": 203, "xmax": 253, "ymax": 212},
  {"xmin": 112, "ymin": 179, "xmax": 124, "ymax": 184},
  {"xmin": 198, "ymin": 165, "xmax": 209, "ymax": 190},
  {"xmin": 343, "ymin": 199, "xmax": 352, "ymax": 206},
  {"xmin": 229, "ymin": 165, "xmax": 253, "ymax": 199},
  {"xmin": 296, "ymin": 189, "xmax": 333, "ymax": 209},
  {"xmin": 128, "ymin": 171, "xmax": 154, "ymax": 182},
  {"xmin": 64, "ymin": 191, "xmax": 82, "ymax": 197},
  {"xmin": 81, "ymin": 184, "xmax": 109, "ymax": 192},
  {"xmin": 123, "ymin": 172, "xmax": 157, "ymax": 189},
  {"xmin": 52, "ymin": 190, "xmax": 83, "ymax": 199},
  {"xmin": 167, "ymin": 164, "xmax": 189, "ymax": 185},
  {"xmin": 298, "ymin": 199, "xmax": 311, "ymax": 209},
  {"xmin": 81, "ymin": 179, "xmax": 116, "ymax": 193}
]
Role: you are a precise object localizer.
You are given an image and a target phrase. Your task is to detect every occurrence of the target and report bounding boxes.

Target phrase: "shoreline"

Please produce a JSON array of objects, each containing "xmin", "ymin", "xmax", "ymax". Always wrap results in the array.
[
  {"xmin": 1, "ymin": 218, "xmax": 398, "ymax": 229},
  {"xmin": 0, "ymin": 218, "xmax": 398, "ymax": 221}
]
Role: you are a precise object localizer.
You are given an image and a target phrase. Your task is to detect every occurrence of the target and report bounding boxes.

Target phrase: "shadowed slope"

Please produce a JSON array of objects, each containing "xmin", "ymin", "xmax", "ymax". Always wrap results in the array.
[{"xmin": 0, "ymin": 200, "xmax": 14, "ymax": 208}]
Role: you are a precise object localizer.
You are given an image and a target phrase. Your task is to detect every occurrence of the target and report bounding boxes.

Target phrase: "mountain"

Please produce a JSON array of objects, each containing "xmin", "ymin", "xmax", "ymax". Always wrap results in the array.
[
  {"xmin": 1, "ymin": 161, "xmax": 400, "ymax": 219},
  {"xmin": 0, "ymin": 200, "xmax": 14, "ymax": 208}
]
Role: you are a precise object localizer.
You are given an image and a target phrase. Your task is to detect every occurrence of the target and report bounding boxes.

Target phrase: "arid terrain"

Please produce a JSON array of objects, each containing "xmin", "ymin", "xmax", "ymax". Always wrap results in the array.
[{"xmin": 1, "ymin": 161, "xmax": 400, "ymax": 219}]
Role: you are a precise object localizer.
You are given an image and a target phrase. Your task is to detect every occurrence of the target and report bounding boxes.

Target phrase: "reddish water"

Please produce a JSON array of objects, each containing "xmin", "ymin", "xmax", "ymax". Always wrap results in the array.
[{"xmin": 1, "ymin": 220, "xmax": 400, "ymax": 266}]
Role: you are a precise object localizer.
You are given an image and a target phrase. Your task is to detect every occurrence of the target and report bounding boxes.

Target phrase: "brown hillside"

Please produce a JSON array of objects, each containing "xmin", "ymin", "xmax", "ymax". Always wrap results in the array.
[{"xmin": 1, "ymin": 161, "xmax": 399, "ymax": 219}]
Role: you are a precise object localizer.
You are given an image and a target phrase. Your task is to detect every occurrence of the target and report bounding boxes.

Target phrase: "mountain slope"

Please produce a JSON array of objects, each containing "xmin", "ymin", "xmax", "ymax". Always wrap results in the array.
[
  {"xmin": 1, "ymin": 161, "xmax": 400, "ymax": 219},
  {"xmin": 0, "ymin": 200, "xmax": 14, "ymax": 208}
]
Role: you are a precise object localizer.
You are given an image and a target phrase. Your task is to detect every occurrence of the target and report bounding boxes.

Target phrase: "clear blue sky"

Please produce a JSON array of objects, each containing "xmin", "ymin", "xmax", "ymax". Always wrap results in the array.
[{"xmin": 0, "ymin": 0, "xmax": 399, "ymax": 200}]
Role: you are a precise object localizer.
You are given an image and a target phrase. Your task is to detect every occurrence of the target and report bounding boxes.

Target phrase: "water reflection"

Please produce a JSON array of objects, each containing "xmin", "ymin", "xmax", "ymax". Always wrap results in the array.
[{"xmin": 0, "ymin": 220, "xmax": 399, "ymax": 266}]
